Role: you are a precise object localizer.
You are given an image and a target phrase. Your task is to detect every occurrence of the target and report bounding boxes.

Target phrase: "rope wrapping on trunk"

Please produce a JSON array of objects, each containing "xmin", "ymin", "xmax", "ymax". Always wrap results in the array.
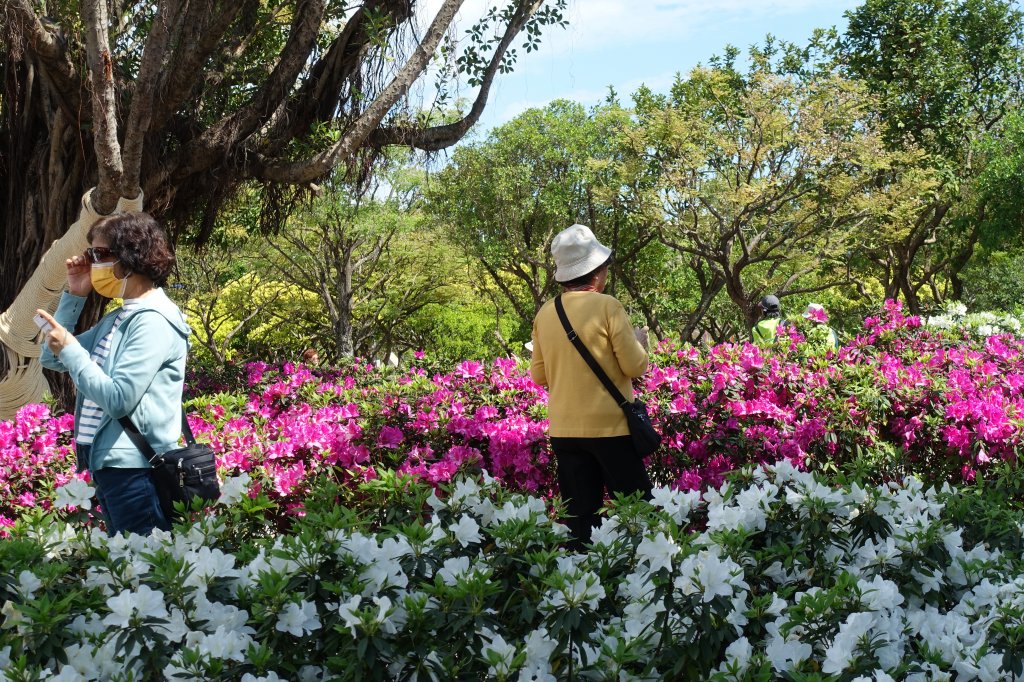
[{"xmin": 0, "ymin": 189, "xmax": 144, "ymax": 419}]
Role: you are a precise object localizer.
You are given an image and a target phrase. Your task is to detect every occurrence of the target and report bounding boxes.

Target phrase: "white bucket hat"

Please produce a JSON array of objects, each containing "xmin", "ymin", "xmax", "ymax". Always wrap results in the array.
[
  {"xmin": 802, "ymin": 303, "xmax": 827, "ymax": 319},
  {"xmin": 551, "ymin": 224, "xmax": 612, "ymax": 282}
]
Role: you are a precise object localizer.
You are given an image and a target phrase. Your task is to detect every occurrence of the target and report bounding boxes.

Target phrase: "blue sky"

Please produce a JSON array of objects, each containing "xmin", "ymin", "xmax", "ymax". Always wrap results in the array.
[{"xmin": 427, "ymin": 0, "xmax": 862, "ymax": 140}]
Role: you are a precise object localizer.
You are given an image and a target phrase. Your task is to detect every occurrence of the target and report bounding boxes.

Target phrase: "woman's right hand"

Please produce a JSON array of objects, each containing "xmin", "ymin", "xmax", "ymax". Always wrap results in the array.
[
  {"xmin": 36, "ymin": 310, "xmax": 78, "ymax": 356},
  {"xmin": 66, "ymin": 253, "xmax": 92, "ymax": 296}
]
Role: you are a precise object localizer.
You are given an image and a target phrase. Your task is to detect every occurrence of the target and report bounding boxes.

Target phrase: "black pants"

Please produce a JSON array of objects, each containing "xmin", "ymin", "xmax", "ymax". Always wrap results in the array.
[{"xmin": 551, "ymin": 435, "xmax": 653, "ymax": 551}]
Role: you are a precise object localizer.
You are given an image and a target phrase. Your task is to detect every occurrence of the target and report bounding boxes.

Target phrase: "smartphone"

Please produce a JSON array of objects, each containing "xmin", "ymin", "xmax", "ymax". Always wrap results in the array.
[{"xmin": 33, "ymin": 313, "xmax": 54, "ymax": 334}]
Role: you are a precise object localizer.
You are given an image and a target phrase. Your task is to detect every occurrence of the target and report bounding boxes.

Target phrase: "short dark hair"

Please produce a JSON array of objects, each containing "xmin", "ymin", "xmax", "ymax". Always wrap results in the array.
[
  {"xmin": 88, "ymin": 212, "xmax": 175, "ymax": 286},
  {"xmin": 559, "ymin": 256, "xmax": 612, "ymax": 289}
]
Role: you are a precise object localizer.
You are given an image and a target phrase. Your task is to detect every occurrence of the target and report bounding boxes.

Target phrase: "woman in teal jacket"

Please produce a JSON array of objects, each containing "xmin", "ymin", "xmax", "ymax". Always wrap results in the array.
[{"xmin": 37, "ymin": 210, "xmax": 191, "ymax": 535}]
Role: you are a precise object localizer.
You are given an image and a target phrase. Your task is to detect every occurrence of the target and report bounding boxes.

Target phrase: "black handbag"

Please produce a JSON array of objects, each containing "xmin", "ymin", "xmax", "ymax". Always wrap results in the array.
[
  {"xmin": 554, "ymin": 295, "xmax": 662, "ymax": 457},
  {"xmin": 118, "ymin": 409, "xmax": 220, "ymax": 523}
]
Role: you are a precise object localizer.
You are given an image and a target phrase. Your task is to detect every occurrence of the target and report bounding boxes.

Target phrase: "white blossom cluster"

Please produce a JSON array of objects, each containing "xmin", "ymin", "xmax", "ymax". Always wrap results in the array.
[
  {"xmin": 2, "ymin": 463, "xmax": 1024, "ymax": 680},
  {"xmin": 925, "ymin": 302, "xmax": 1024, "ymax": 337}
]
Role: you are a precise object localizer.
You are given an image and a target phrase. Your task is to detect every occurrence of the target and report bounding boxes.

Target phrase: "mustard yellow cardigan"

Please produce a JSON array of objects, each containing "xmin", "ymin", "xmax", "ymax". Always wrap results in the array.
[{"xmin": 530, "ymin": 291, "xmax": 649, "ymax": 437}]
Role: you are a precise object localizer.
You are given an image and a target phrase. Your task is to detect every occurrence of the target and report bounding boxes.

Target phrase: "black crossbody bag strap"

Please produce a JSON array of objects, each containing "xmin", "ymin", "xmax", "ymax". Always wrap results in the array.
[
  {"xmin": 117, "ymin": 409, "xmax": 195, "ymax": 465},
  {"xmin": 554, "ymin": 294, "xmax": 630, "ymax": 408}
]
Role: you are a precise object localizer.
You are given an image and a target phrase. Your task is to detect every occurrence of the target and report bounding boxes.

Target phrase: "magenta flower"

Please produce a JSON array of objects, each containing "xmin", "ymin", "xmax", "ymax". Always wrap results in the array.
[{"xmin": 377, "ymin": 426, "xmax": 405, "ymax": 449}]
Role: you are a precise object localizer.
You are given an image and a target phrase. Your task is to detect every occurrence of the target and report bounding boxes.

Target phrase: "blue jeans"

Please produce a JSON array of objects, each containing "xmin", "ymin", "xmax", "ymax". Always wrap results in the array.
[{"xmin": 82, "ymin": 445, "xmax": 171, "ymax": 536}]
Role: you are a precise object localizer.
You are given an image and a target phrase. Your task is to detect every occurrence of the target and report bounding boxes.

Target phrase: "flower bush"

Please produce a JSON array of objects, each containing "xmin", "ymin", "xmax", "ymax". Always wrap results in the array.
[
  {"xmin": 4, "ymin": 301, "xmax": 1024, "ymax": 533},
  {"xmin": 0, "ymin": 404, "xmax": 76, "ymax": 533},
  {"xmin": 3, "ymin": 463, "xmax": 1024, "ymax": 681},
  {"xmin": 925, "ymin": 302, "xmax": 1024, "ymax": 338}
]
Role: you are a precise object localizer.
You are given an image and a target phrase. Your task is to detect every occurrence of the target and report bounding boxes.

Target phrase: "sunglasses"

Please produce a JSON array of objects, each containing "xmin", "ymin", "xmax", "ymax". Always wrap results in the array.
[{"xmin": 84, "ymin": 247, "xmax": 117, "ymax": 263}]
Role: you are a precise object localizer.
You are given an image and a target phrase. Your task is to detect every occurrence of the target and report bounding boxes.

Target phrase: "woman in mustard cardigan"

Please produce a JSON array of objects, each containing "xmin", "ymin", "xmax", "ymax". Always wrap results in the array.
[{"xmin": 530, "ymin": 224, "xmax": 652, "ymax": 550}]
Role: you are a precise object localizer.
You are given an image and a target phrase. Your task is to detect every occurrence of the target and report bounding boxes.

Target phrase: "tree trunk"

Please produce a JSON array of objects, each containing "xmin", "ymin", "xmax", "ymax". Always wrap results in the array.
[{"xmin": 334, "ymin": 250, "xmax": 355, "ymax": 358}]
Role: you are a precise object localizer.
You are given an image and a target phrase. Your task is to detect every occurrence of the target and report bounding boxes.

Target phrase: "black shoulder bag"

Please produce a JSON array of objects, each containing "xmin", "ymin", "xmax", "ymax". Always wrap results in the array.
[
  {"xmin": 118, "ymin": 410, "xmax": 220, "ymax": 523},
  {"xmin": 554, "ymin": 295, "xmax": 661, "ymax": 457}
]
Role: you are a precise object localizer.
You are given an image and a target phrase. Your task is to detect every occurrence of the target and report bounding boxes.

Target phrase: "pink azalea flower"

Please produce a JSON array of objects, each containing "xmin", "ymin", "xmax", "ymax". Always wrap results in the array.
[{"xmin": 377, "ymin": 426, "xmax": 405, "ymax": 449}]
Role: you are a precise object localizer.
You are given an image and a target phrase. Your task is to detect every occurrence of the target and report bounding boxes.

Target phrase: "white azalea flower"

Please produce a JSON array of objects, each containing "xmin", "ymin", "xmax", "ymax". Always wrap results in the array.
[
  {"xmin": 539, "ymin": 571, "xmax": 605, "ymax": 612},
  {"xmin": 372, "ymin": 596, "xmax": 397, "ymax": 634},
  {"xmin": 975, "ymin": 652, "xmax": 1006, "ymax": 682},
  {"xmin": 276, "ymin": 600, "xmax": 321, "ymax": 637},
  {"xmin": 720, "ymin": 636, "xmax": 752, "ymax": 674},
  {"xmin": 53, "ymin": 478, "xmax": 96, "ymax": 510},
  {"xmin": 858, "ymin": 575, "xmax": 904, "ymax": 613},
  {"xmin": 425, "ymin": 490, "xmax": 445, "ymax": 511},
  {"xmin": 726, "ymin": 595, "xmax": 749, "ymax": 633},
  {"xmin": 650, "ymin": 486, "xmax": 701, "ymax": 523},
  {"xmin": 241, "ymin": 672, "xmax": 286, "ymax": 682},
  {"xmin": 199, "ymin": 625, "xmax": 253, "ymax": 662},
  {"xmin": 360, "ymin": 556, "xmax": 408, "ymax": 595},
  {"xmin": 449, "ymin": 514, "xmax": 482, "ymax": 547},
  {"xmin": 636, "ymin": 532, "xmax": 679, "ymax": 573},
  {"xmin": 192, "ymin": 594, "xmax": 253, "ymax": 634},
  {"xmin": 521, "ymin": 627, "xmax": 558, "ymax": 676},
  {"xmin": 217, "ymin": 472, "xmax": 251, "ymax": 505},
  {"xmin": 103, "ymin": 585, "xmax": 167, "ymax": 629},
  {"xmin": 437, "ymin": 556, "xmax": 472, "ymax": 586},
  {"xmin": 765, "ymin": 635, "xmax": 812, "ymax": 673},
  {"xmin": 911, "ymin": 567, "xmax": 944, "ymax": 594},
  {"xmin": 156, "ymin": 607, "xmax": 190, "ymax": 643},
  {"xmin": 822, "ymin": 612, "xmax": 875, "ymax": 674},
  {"xmin": 479, "ymin": 627, "xmax": 518, "ymax": 677},
  {"xmin": 59, "ymin": 642, "xmax": 101, "ymax": 680},
  {"xmin": 337, "ymin": 595, "xmax": 363, "ymax": 636},
  {"xmin": 16, "ymin": 570, "xmax": 41, "ymax": 598},
  {"xmin": 851, "ymin": 672, "xmax": 895, "ymax": 682},
  {"xmin": 589, "ymin": 517, "xmax": 623, "ymax": 546},
  {"xmin": 298, "ymin": 665, "xmax": 327, "ymax": 682},
  {"xmin": 676, "ymin": 551, "xmax": 747, "ymax": 603},
  {"xmin": 45, "ymin": 667, "xmax": 86, "ymax": 682},
  {"xmin": 450, "ymin": 477, "xmax": 482, "ymax": 507},
  {"xmin": 184, "ymin": 546, "xmax": 239, "ymax": 587}
]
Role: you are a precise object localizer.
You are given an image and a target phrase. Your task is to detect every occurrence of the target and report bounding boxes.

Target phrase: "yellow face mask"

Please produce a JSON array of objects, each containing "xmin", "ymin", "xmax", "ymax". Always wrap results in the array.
[{"xmin": 90, "ymin": 262, "xmax": 129, "ymax": 299}]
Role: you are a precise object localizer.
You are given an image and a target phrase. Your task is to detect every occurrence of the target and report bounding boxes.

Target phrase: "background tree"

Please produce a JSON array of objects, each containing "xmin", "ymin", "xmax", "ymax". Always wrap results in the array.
[
  {"xmin": 0, "ymin": 0, "xmax": 567, "ymax": 415},
  {"xmin": 426, "ymin": 100, "xmax": 655, "ymax": 342},
  {"xmin": 172, "ymin": 241, "xmax": 286, "ymax": 366},
  {"xmin": 835, "ymin": 0, "xmax": 1024, "ymax": 310},
  {"xmin": 615, "ymin": 56, "xmax": 937, "ymax": 336},
  {"xmin": 263, "ymin": 178, "xmax": 446, "ymax": 361}
]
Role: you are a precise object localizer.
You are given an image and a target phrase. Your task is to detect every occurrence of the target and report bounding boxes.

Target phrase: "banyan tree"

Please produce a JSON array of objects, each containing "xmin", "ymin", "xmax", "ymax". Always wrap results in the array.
[{"xmin": 0, "ymin": 0, "xmax": 566, "ymax": 417}]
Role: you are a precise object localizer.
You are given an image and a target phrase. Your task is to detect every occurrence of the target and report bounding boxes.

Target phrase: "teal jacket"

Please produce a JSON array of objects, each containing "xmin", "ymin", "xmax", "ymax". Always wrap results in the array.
[{"xmin": 39, "ymin": 289, "xmax": 191, "ymax": 471}]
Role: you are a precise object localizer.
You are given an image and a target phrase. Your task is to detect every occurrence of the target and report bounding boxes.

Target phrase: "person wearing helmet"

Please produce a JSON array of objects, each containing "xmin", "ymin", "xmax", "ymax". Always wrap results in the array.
[{"xmin": 752, "ymin": 295, "xmax": 783, "ymax": 345}]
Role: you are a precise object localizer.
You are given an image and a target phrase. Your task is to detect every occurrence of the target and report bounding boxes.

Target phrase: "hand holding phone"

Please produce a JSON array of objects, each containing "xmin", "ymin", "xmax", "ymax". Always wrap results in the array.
[
  {"xmin": 33, "ymin": 313, "xmax": 54, "ymax": 335},
  {"xmin": 34, "ymin": 309, "xmax": 77, "ymax": 356}
]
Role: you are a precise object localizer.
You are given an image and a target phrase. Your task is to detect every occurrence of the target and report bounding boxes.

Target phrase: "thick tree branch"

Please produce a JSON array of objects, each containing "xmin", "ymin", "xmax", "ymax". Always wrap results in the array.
[
  {"xmin": 158, "ymin": 0, "xmax": 323, "ymax": 188},
  {"xmin": 80, "ymin": 0, "xmax": 124, "ymax": 214},
  {"xmin": 170, "ymin": 0, "xmax": 328, "ymax": 181},
  {"xmin": 121, "ymin": 0, "xmax": 183, "ymax": 197},
  {"xmin": 263, "ymin": 0, "xmax": 414, "ymax": 155},
  {"xmin": 250, "ymin": 0, "xmax": 466, "ymax": 183},
  {"xmin": 149, "ymin": 0, "xmax": 248, "ymax": 132},
  {"xmin": 7, "ymin": 0, "xmax": 81, "ymax": 126},
  {"xmin": 367, "ymin": 0, "xmax": 545, "ymax": 151}
]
